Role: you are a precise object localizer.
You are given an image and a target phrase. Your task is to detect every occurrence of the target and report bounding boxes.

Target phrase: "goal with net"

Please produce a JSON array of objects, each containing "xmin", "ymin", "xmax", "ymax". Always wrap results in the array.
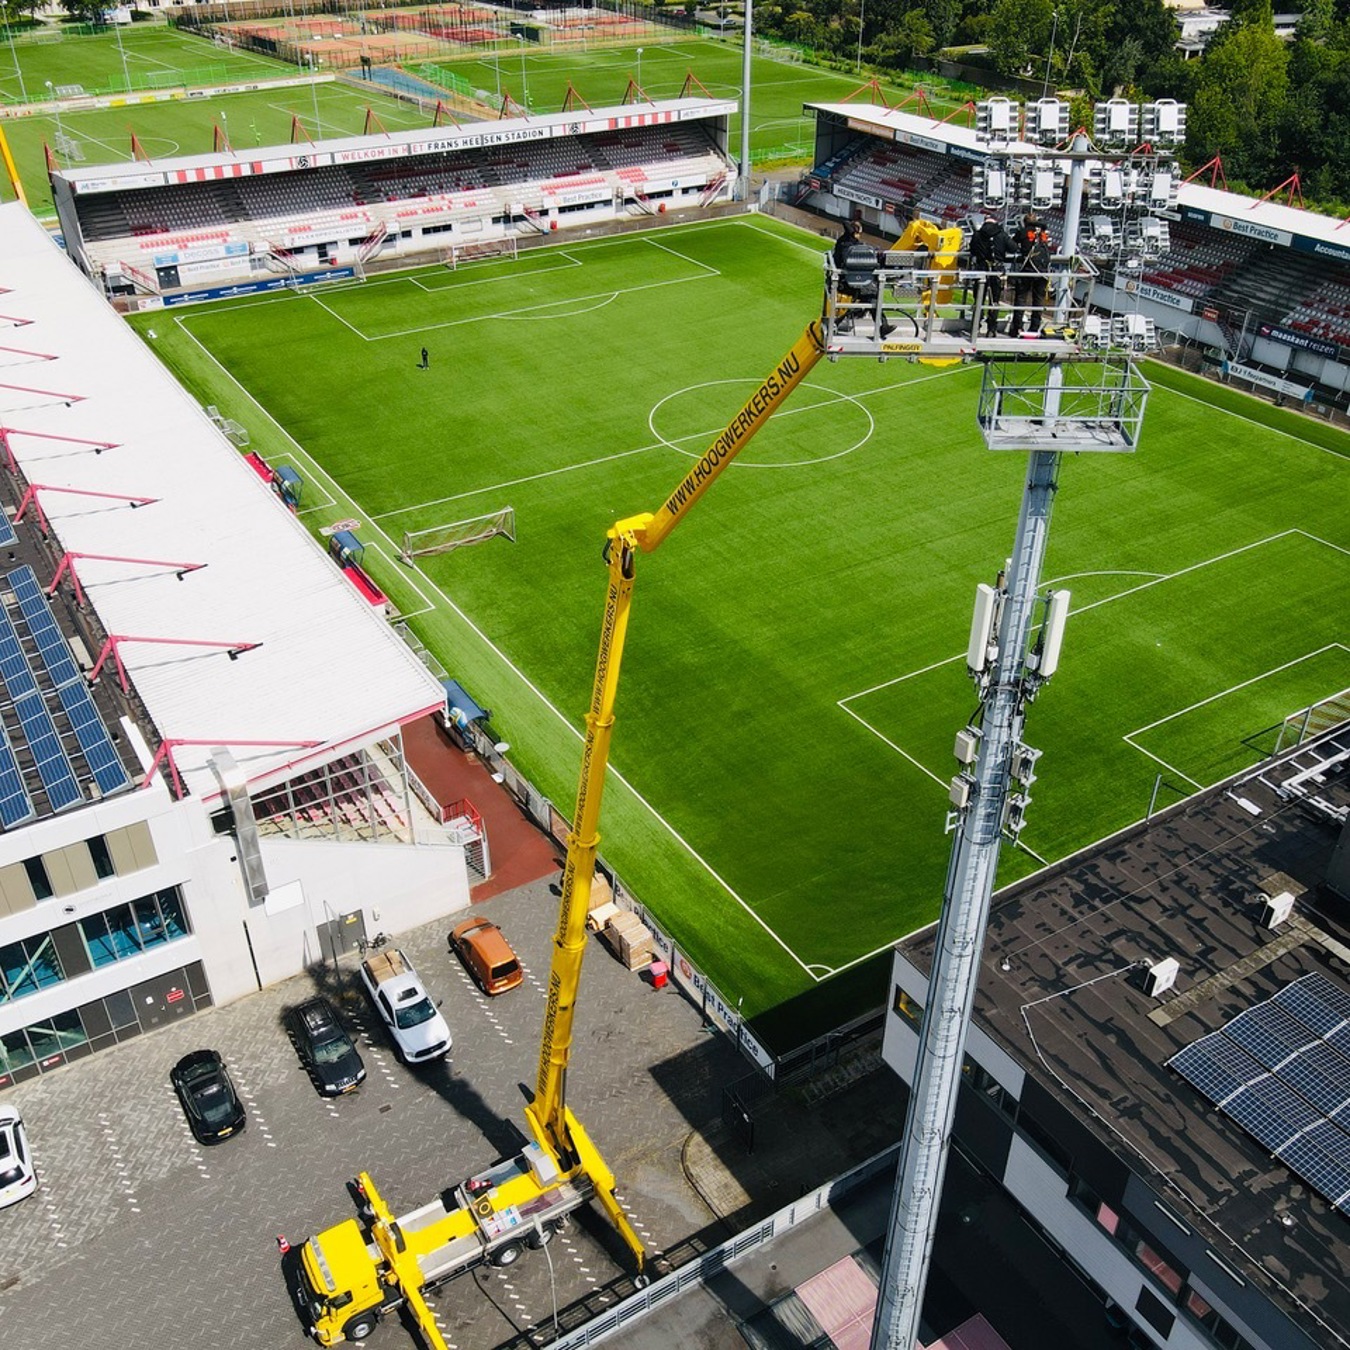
[
  {"xmin": 401, "ymin": 507, "xmax": 515, "ymax": 563},
  {"xmin": 444, "ymin": 235, "xmax": 519, "ymax": 269}
]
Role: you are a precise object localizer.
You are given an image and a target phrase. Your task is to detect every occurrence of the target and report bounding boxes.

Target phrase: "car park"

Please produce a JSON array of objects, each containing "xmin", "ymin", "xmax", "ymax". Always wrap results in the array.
[
  {"xmin": 0, "ymin": 1105, "xmax": 36, "ymax": 1208},
  {"xmin": 449, "ymin": 915, "xmax": 523, "ymax": 995},
  {"xmin": 171, "ymin": 1049, "xmax": 247, "ymax": 1144},
  {"xmin": 288, "ymin": 996, "xmax": 366, "ymax": 1096}
]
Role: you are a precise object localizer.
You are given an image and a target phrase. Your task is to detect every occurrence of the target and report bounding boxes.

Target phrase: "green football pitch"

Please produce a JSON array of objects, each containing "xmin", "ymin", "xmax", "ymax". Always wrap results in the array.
[{"xmin": 129, "ymin": 214, "xmax": 1350, "ymax": 1044}]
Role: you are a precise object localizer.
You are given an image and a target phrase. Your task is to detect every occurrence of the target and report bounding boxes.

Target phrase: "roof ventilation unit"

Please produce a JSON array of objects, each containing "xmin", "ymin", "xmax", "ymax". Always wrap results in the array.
[
  {"xmin": 1259, "ymin": 891, "xmax": 1295, "ymax": 929},
  {"xmin": 1144, "ymin": 957, "xmax": 1180, "ymax": 998}
]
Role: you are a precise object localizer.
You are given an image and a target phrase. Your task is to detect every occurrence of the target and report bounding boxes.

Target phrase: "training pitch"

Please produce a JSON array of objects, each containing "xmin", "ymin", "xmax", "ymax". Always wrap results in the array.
[{"xmin": 131, "ymin": 215, "xmax": 1350, "ymax": 1043}]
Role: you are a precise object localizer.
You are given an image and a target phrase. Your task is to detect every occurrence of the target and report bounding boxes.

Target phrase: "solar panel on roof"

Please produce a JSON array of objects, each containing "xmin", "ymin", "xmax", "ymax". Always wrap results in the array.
[
  {"xmin": 16, "ymin": 690, "xmax": 81, "ymax": 812},
  {"xmin": 1276, "ymin": 973, "xmax": 1350, "ymax": 1037},
  {"xmin": 0, "ymin": 514, "xmax": 14, "ymax": 548},
  {"xmin": 0, "ymin": 732, "xmax": 33, "ymax": 829},
  {"xmin": 1169, "ymin": 1035, "xmax": 1268, "ymax": 1104},
  {"xmin": 1225, "ymin": 1002, "xmax": 1318, "ymax": 1067},
  {"xmin": 1171, "ymin": 975, "xmax": 1350, "ymax": 1217},
  {"xmin": 10, "ymin": 568, "xmax": 81, "ymax": 687},
  {"xmin": 55, "ymin": 679, "xmax": 128, "ymax": 796},
  {"xmin": 1276, "ymin": 1120, "xmax": 1350, "ymax": 1209},
  {"xmin": 1278, "ymin": 1041, "xmax": 1350, "ymax": 1120},
  {"xmin": 1223, "ymin": 1076, "xmax": 1321, "ymax": 1153}
]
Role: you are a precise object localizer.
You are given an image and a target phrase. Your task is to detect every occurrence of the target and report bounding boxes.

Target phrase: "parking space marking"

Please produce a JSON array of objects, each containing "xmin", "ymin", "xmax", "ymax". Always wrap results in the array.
[
  {"xmin": 451, "ymin": 966, "xmax": 514, "ymax": 1046},
  {"xmin": 348, "ymin": 1011, "xmax": 402, "ymax": 1089},
  {"xmin": 495, "ymin": 1270, "xmax": 530, "ymax": 1320},
  {"xmin": 96, "ymin": 1113, "xmax": 142, "ymax": 1215},
  {"xmin": 519, "ymin": 959, "xmax": 548, "ymax": 998},
  {"xmin": 230, "ymin": 1070, "xmax": 276, "ymax": 1148},
  {"xmin": 31, "ymin": 1147, "xmax": 68, "ymax": 1249}
]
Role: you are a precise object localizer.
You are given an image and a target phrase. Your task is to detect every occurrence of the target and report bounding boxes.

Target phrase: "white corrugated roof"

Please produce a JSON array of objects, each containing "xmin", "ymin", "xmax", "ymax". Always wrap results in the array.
[{"xmin": 0, "ymin": 203, "xmax": 444, "ymax": 803}]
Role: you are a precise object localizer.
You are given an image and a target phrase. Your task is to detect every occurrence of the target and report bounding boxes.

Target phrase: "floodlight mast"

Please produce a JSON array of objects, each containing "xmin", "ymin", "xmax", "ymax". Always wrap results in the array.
[{"xmin": 868, "ymin": 123, "xmax": 1133, "ymax": 1350}]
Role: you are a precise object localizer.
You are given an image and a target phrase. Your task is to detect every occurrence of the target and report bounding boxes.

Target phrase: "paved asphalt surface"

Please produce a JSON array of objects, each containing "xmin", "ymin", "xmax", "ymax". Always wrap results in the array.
[{"xmin": 0, "ymin": 881, "xmax": 748, "ymax": 1350}]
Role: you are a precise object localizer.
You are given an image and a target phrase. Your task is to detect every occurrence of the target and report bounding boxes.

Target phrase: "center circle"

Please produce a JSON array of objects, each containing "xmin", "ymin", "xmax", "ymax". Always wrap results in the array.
[{"xmin": 649, "ymin": 379, "xmax": 874, "ymax": 469}]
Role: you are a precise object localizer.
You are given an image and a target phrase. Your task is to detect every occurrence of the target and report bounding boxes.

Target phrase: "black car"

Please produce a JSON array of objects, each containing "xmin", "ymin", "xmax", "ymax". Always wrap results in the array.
[
  {"xmin": 171, "ymin": 1049, "xmax": 247, "ymax": 1144},
  {"xmin": 289, "ymin": 997, "xmax": 366, "ymax": 1096}
]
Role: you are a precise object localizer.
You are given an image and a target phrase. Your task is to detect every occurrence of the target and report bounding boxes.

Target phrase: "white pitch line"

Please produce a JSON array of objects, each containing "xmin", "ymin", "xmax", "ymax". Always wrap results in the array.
[
  {"xmin": 378, "ymin": 364, "xmax": 968, "ymax": 522},
  {"xmin": 158, "ymin": 252, "xmax": 965, "ymax": 983}
]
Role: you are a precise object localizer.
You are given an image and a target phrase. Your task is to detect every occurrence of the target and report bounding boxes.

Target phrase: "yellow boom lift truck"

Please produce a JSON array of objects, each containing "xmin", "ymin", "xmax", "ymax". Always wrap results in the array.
[{"xmin": 292, "ymin": 215, "xmax": 973, "ymax": 1349}]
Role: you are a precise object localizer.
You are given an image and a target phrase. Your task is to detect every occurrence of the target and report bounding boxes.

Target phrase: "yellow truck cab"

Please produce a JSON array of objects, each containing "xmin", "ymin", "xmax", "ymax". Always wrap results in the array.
[{"xmin": 298, "ymin": 1146, "xmax": 590, "ymax": 1346}]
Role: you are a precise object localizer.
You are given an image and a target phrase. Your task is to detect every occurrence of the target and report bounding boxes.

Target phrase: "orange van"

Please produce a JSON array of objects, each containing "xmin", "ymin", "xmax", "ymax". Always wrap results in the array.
[{"xmin": 449, "ymin": 916, "xmax": 523, "ymax": 995}]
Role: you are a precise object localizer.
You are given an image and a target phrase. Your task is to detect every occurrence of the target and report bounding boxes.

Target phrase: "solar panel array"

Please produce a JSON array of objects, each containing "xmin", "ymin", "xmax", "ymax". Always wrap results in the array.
[
  {"xmin": 0, "ymin": 513, "xmax": 15, "ymax": 549},
  {"xmin": 1169, "ymin": 973, "xmax": 1350, "ymax": 1214},
  {"xmin": 10, "ymin": 568, "xmax": 128, "ymax": 798},
  {"xmin": 0, "ymin": 566, "xmax": 129, "ymax": 825}
]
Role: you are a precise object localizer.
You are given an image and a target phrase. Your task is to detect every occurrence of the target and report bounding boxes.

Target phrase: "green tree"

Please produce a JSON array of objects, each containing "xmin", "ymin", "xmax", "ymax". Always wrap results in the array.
[
  {"xmin": 869, "ymin": 9, "xmax": 935, "ymax": 66},
  {"xmin": 986, "ymin": 0, "xmax": 1054, "ymax": 77},
  {"xmin": 923, "ymin": 0, "xmax": 961, "ymax": 48},
  {"xmin": 1228, "ymin": 0, "xmax": 1274, "ymax": 25},
  {"xmin": 1187, "ymin": 20, "xmax": 1289, "ymax": 183}
]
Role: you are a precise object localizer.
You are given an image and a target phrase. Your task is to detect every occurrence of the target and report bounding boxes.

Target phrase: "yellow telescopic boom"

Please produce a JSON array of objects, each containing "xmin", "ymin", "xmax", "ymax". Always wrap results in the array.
[{"xmin": 526, "ymin": 321, "xmax": 827, "ymax": 1272}]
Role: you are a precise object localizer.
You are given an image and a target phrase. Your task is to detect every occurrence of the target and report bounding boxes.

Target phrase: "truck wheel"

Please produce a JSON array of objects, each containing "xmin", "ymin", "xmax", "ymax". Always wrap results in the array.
[
  {"xmin": 526, "ymin": 1224, "xmax": 553, "ymax": 1250},
  {"xmin": 342, "ymin": 1311, "xmax": 379, "ymax": 1341},
  {"xmin": 491, "ymin": 1240, "xmax": 523, "ymax": 1268}
]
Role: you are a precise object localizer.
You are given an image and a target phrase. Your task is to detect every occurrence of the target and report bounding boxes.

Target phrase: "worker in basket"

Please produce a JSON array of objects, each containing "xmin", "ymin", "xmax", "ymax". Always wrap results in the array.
[{"xmin": 830, "ymin": 219, "xmax": 895, "ymax": 339}]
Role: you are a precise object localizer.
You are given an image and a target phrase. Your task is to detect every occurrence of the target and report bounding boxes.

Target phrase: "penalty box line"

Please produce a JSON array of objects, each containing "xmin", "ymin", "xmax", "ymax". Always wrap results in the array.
[
  {"xmin": 834, "ymin": 529, "xmax": 1321, "ymax": 810},
  {"xmin": 1122, "ymin": 642, "xmax": 1350, "ymax": 791},
  {"xmin": 170, "ymin": 314, "xmax": 823, "ymax": 985},
  {"xmin": 307, "ymin": 235, "xmax": 724, "ymax": 341}
]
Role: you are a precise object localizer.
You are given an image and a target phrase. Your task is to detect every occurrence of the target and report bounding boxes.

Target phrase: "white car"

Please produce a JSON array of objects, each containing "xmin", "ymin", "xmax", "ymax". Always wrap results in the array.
[{"xmin": 0, "ymin": 1105, "xmax": 36, "ymax": 1208}]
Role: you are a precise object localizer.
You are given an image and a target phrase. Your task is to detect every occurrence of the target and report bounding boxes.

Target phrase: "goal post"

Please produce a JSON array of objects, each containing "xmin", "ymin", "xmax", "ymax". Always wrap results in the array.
[
  {"xmin": 445, "ymin": 235, "xmax": 519, "ymax": 269},
  {"xmin": 401, "ymin": 507, "xmax": 515, "ymax": 563}
]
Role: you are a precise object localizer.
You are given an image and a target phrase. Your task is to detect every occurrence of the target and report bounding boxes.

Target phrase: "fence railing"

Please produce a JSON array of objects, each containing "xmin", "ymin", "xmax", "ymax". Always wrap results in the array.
[{"xmin": 542, "ymin": 1142, "xmax": 901, "ymax": 1348}]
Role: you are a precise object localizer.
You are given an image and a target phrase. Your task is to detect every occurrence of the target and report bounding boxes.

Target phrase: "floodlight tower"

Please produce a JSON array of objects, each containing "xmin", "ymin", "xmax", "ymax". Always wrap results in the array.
[{"xmin": 859, "ymin": 98, "xmax": 1185, "ymax": 1350}]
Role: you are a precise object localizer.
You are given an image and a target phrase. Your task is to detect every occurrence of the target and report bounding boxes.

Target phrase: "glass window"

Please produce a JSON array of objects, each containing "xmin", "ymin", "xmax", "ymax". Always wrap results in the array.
[
  {"xmin": 87, "ymin": 835, "xmax": 115, "ymax": 880},
  {"xmin": 0, "ymin": 941, "xmax": 33, "ymax": 1000},
  {"xmin": 892, "ymin": 985, "xmax": 923, "ymax": 1026},
  {"xmin": 23, "ymin": 856, "xmax": 53, "ymax": 901},
  {"xmin": 104, "ymin": 905, "xmax": 141, "ymax": 960},
  {"xmin": 26, "ymin": 1009, "xmax": 87, "ymax": 1065},
  {"xmin": 25, "ymin": 935, "xmax": 62, "ymax": 990},
  {"xmin": 134, "ymin": 898, "xmax": 167, "ymax": 949},
  {"xmin": 1136, "ymin": 1240, "xmax": 1183, "ymax": 1294},
  {"xmin": 158, "ymin": 888, "xmax": 189, "ymax": 940},
  {"xmin": 0, "ymin": 1029, "xmax": 33, "ymax": 1076},
  {"xmin": 1, "ymin": 937, "xmax": 63, "ymax": 1002},
  {"xmin": 81, "ymin": 912, "xmax": 118, "ymax": 968},
  {"xmin": 104, "ymin": 988, "xmax": 136, "ymax": 1031}
]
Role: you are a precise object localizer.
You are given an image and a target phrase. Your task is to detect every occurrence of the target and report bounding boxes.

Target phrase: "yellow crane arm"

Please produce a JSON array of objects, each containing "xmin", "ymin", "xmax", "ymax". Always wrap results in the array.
[{"xmin": 528, "ymin": 322, "xmax": 826, "ymax": 1265}]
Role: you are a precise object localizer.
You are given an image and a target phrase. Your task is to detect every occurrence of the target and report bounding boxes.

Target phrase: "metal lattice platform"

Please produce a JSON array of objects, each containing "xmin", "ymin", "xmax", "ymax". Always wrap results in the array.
[{"xmin": 976, "ymin": 358, "xmax": 1150, "ymax": 452}]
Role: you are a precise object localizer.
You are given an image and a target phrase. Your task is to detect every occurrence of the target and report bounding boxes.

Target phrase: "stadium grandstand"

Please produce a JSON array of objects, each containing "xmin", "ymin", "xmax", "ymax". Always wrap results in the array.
[
  {"xmin": 51, "ymin": 99, "xmax": 736, "ymax": 303},
  {"xmin": 0, "ymin": 202, "xmax": 485, "ymax": 1087},
  {"xmin": 795, "ymin": 101, "xmax": 1350, "ymax": 413}
]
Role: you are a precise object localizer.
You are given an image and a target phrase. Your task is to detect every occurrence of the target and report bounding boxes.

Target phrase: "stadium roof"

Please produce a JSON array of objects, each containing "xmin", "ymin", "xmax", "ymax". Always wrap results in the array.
[
  {"xmin": 898, "ymin": 730, "xmax": 1350, "ymax": 1350},
  {"xmin": 806, "ymin": 104, "xmax": 1350, "ymax": 264},
  {"xmin": 0, "ymin": 202, "xmax": 444, "ymax": 806},
  {"xmin": 51, "ymin": 99, "xmax": 739, "ymax": 194}
]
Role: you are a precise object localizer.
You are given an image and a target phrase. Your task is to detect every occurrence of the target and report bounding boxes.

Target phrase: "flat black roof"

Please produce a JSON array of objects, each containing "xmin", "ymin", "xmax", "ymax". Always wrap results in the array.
[{"xmin": 901, "ymin": 726, "xmax": 1350, "ymax": 1345}]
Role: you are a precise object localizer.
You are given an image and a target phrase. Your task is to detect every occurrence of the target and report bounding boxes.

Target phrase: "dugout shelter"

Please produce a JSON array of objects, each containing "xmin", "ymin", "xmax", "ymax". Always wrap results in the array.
[{"xmin": 51, "ymin": 98, "xmax": 737, "ymax": 306}]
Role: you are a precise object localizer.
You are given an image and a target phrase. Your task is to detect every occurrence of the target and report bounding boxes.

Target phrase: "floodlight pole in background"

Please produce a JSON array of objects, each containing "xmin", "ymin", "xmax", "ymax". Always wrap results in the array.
[
  {"xmin": 517, "ymin": 34, "xmax": 528, "ymax": 107},
  {"xmin": 7, "ymin": 24, "xmax": 28, "ymax": 104},
  {"xmin": 45, "ymin": 81, "xmax": 65, "ymax": 163},
  {"xmin": 856, "ymin": 0, "xmax": 865, "ymax": 74},
  {"xmin": 306, "ymin": 53, "xmax": 320, "ymax": 132},
  {"xmin": 113, "ymin": 17, "xmax": 131, "ymax": 95},
  {"xmin": 868, "ymin": 134, "xmax": 1091, "ymax": 1350},
  {"xmin": 738, "ymin": 0, "xmax": 752, "ymax": 200}
]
